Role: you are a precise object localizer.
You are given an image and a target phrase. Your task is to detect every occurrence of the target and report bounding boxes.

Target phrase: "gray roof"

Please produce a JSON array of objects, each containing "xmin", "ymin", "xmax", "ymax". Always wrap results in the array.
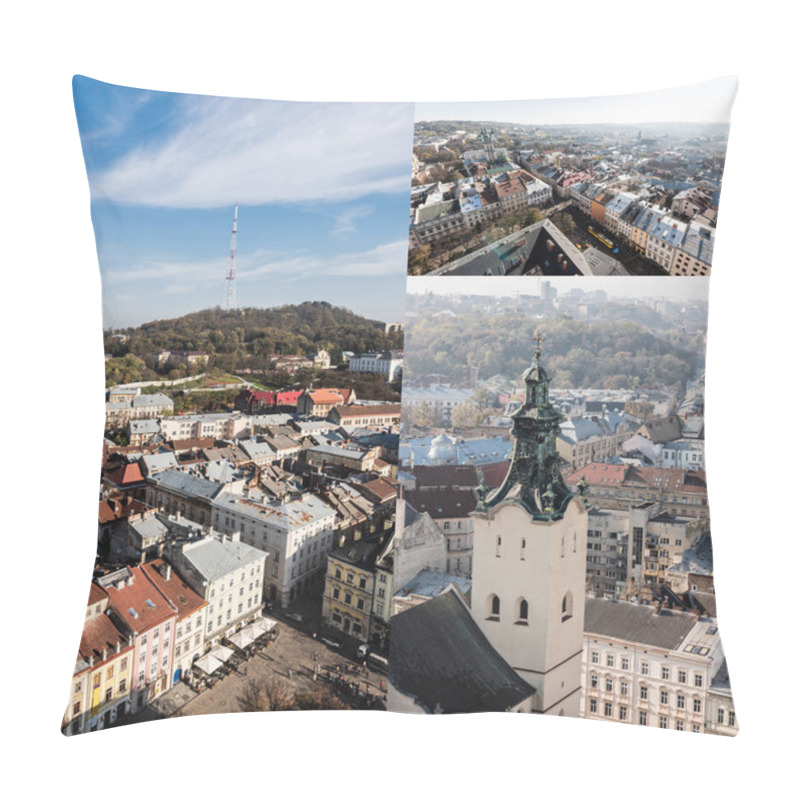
[
  {"xmin": 141, "ymin": 452, "xmax": 179, "ymax": 473},
  {"xmin": 395, "ymin": 569, "xmax": 471, "ymax": 599},
  {"xmin": 389, "ymin": 590, "xmax": 534, "ymax": 714},
  {"xmin": 416, "ymin": 199, "xmax": 460, "ymax": 224},
  {"xmin": 128, "ymin": 513, "xmax": 169, "ymax": 541},
  {"xmin": 584, "ymin": 597, "xmax": 697, "ymax": 650},
  {"xmin": 180, "ymin": 537, "xmax": 267, "ymax": 582},
  {"xmin": 130, "ymin": 419, "xmax": 160, "ymax": 434},
  {"xmin": 309, "ymin": 444, "xmax": 368, "ymax": 461},
  {"xmin": 149, "ymin": 468, "xmax": 224, "ymax": 499},
  {"xmin": 213, "ymin": 491, "xmax": 335, "ymax": 531},
  {"xmin": 239, "ymin": 439, "xmax": 276, "ymax": 460},
  {"xmin": 132, "ymin": 393, "xmax": 173, "ymax": 407}
]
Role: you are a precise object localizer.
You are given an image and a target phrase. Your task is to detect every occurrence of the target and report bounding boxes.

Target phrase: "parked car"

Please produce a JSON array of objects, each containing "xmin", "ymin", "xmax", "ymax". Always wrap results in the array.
[
  {"xmin": 286, "ymin": 611, "xmax": 305, "ymax": 625},
  {"xmin": 356, "ymin": 644, "xmax": 370, "ymax": 659},
  {"xmin": 321, "ymin": 635, "xmax": 342, "ymax": 651}
]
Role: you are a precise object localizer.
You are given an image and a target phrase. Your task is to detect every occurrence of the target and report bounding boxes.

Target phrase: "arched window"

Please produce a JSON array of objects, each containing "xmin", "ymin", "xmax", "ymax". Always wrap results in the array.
[
  {"xmin": 487, "ymin": 594, "xmax": 500, "ymax": 620},
  {"xmin": 562, "ymin": 591, "xmax": 573, "ymax": 622},
  {"xmin": 517, "ymin": 598, "xmax": 529, "ymax": 624}
]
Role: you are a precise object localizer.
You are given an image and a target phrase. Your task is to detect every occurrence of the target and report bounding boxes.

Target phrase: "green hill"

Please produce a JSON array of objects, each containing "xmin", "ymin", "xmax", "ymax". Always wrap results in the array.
[{"xmin": 104, "ymin": 302, "xmax": 403, "ymax": 385}]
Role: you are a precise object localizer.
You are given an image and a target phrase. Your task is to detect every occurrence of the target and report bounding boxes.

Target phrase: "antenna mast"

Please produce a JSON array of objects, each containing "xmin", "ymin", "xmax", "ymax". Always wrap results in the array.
[{"xmin": 224, "ymin": 202, "xmax": 238, "ymax": 312}]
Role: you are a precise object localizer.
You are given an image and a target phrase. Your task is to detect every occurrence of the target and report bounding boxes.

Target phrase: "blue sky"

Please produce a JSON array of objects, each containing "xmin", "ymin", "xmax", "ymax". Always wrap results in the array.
[{"xmin": 73, "ymin": 77, "xmax": 414, "ymax": 328}]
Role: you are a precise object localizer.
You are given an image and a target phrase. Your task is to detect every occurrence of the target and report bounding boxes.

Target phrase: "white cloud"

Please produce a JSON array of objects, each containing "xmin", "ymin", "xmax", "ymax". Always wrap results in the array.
[
  {"xmin": 90, "ymin": 97, "xmax": 414, "ymax": 208},
  {"xmin": 102, "ymin": 239, "xmax": 408, "ymax": 290},
  {"xmin": 330, "ymin": 205, "xmax": 372, "ymax": 237}
]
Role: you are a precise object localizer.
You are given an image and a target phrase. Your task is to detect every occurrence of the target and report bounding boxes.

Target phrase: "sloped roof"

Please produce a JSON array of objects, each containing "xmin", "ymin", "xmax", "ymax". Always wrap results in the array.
[
  {"xmin": 584, "ymin": 597, "xmax": 697, "ymax": 650},
  {"xmin": 389, "ymin": 590, "xmax": 535, "ymax": 714}
]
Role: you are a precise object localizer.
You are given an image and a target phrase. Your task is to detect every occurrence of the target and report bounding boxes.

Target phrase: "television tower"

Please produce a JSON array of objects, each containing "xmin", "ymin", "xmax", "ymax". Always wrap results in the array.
[{"xmin": 224, "ymin": 202, "xmax": 238, "ymax": 312}]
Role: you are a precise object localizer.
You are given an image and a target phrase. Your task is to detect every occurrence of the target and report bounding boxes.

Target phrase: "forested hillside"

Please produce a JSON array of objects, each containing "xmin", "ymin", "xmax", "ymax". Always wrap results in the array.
[{"xmin": 104, "ymin": 302, "xmax": 402, "ymax": 384}]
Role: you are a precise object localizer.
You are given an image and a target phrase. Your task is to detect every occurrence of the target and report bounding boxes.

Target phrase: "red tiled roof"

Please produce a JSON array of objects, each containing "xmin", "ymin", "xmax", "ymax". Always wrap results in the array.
[
  {"xmin": 141, "ymin": 559, "xmax": 207, "ymax": 622},
  {"xmin": 359, "ymin": 478, "xmax": 398, "ymax": 502},
  {"xmin": 169, "ymin": 437, "xmax": 217, "ymax": 452},
  {"xmin": 98, "ymin": 495, "xmax": 146, "ymax": 525},
  {"xmin": 88, "ymin": 583, "xmax": 108, "ymax": 607},
  {"xmin": 309, "ymin": 389, "xmax": 346, "ymax": 405},
  {"xmin": 480, "ymin": 460, "xmax": 510, "ymax": 489},
  {"xmin": 567, "ymin": 463, "xmax": 707, "ymax": 493},
  {"xmin": 104, "ymin": 462, "xmax": 145, "ymax": 488},
  {"xmin": 103, "ymin": 566, "xmax": 177, "ymax": 634},
  {"xmin": 334, "ymin": 403, "xmax": 401, "ymax": 418},
  {"xmin": 79, "ymin": 613, "xmax": 131, "ymax": 664}
]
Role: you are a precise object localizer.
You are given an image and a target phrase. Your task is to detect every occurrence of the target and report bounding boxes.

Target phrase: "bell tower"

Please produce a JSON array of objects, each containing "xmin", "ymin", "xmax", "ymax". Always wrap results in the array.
[{"xmin": 470, "ymin": 331, "xmax": 587, "ymax": 716}]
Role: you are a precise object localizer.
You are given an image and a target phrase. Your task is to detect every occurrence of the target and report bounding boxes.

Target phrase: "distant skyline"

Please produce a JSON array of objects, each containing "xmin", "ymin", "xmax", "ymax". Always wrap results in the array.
[
  {"xmin": 407, "ymin": 276, "xmax": 709, "ymax": 303},
  {"xmin": 74, "ymin": 77, "xmax": 414, "ymax": 327},
  {"xmin": 416, "ymin": 77, "xmax": 737, "ymax": 127}
]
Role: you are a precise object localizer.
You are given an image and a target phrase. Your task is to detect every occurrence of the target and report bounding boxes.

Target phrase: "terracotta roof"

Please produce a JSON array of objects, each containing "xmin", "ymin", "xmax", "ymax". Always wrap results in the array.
[
  {"xmin": 169, "ymin": 437, "xmax": 217, "ymax": 452},
  {"xmin": 309, "ymin": 389, "xmax": 346, "ymax": 405},
  {"xmin": 141, "ymin": 559, "xmax": 207, "ymax": 622},
  {"xmin": 88, "ymin": 583, "xmax": 108, "ymax": 607},
  {"xmin": 480, "ymin": 460, "xmax": 510, "ymax": 489},
  {"xmin": 104, "ymin": 462, "xmax": 146, "ymax": 488},
  {"xmin": 358, "ymin": 478, "xmax": 398, "ymax": 502},
  {"xmin": 102, "ymin": 566, "xmax": 177, "ymax": 634},
  {"xmin": 79, "ymin": 613, "xmax": 132, "ymax": 665},
  {"xmin": 567, "ymin": 463, "xmax": 707, "ymax": 494},
  {"xmin": 567, "ymin": 463, "xmax": 628, "ymax": 486},
  {"xmin": 98, "ymin": 495, "xmax": 146, "ymax": 525},
  {"xmin": 334, "ymin": 403, "xmax": 401, "ymax": 418}
]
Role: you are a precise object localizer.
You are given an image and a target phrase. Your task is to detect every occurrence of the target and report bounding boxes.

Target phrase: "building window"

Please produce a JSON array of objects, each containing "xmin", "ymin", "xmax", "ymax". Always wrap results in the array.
[
  {"xmin": 678, "ymin": 695, "xmax": 685, "ymax": 710},
  {"xmin": 678, "ymin": 670, "xmax": 687, "ymax": 684},
  {"xmin": 589, "ymin": 699, "xmax": 597, "ymax": 714},
  {"xmin": 639, "ymin": 711, "xmax": 647, "ymax": 726},
  {"xmin": 486, "ymin": 594, "xmax": 500, "ymax": 620},
  {"xmin": 619, "ymin": 706, "xmax": 627, "ymax": 721},
  {"xmin": 640, "ymin": 686, "xmax": 648, "ymax": 700},
  {"xmin": 729, "ymin": 711, "xmax": 735, "ymax": 727},
  {"xmin": 693, "ymin": 699, "xmax": 702, "ymax": 713},
  {"xmin": 620, "ymin": 681, "xmax": 628, "ymax": 696},
  {"xmin": 591, "ymin": 674, "xmax": 598, "ymax": 688},
  {"xmin": 562, "ymin": 591, "xmax": 573, "ymax": 622},
  {"xmin": 621, "ymin": 657, "xmax": 629, "ymax": 671},
  {"xmin": 517, "ymin": 598, "xmax": 528, "ymax": 623},
  {"xmin": 661, "ymin": 666, "xmax": 670, "ymax": 680},
  {"xmin": 641, "ymin": 661, "xmax": 649, "ymax": 676},
  {"xmin": 606, "ymin": 654, "xmax": 614, "ymax": 668},
  {"xmin": 591, "ymin": 651, "xmax": 599, "ymax": 665},
  {"xmin": 604, "ymin": 702, "xmax": 612, "ymax": 717},
  {"xmin": 659, "ymin": 716, "xmax": 667, "ymax": 729},
  {"xmin": 605, "ymin": 678, "xmax": 613, "ymax": 692},
  {"xmin": 694, "ymin": 674, "xmax": 703, "ymax": 688},
  {"xmin": 676, "ymin": 720, "xmax": 684, "ymax": 731}
]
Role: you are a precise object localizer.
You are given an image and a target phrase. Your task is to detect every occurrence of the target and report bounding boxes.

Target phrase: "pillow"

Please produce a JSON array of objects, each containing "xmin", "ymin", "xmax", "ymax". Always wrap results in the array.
[{"xmin": 65, "ymin": 76, "xmax": 737, "ymax": 737}]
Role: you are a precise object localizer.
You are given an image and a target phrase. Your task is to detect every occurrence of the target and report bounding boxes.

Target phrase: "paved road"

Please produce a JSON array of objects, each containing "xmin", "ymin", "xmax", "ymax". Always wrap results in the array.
[{"xmin": 174, "ymin": 622, "xmax": 387, "ymax": 718}]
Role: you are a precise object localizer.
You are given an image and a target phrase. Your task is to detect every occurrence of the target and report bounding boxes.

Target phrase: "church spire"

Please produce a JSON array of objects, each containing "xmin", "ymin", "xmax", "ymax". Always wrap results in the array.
[{"xmin": 476, "ymin": 330, "xmax": 572, "ymax": 520}]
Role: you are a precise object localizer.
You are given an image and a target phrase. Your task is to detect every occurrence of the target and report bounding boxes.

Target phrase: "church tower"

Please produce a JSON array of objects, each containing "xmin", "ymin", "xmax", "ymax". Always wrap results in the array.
[{"xmin": 470, "ymin": 332, "xmax": 587, "ymax": 716}]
